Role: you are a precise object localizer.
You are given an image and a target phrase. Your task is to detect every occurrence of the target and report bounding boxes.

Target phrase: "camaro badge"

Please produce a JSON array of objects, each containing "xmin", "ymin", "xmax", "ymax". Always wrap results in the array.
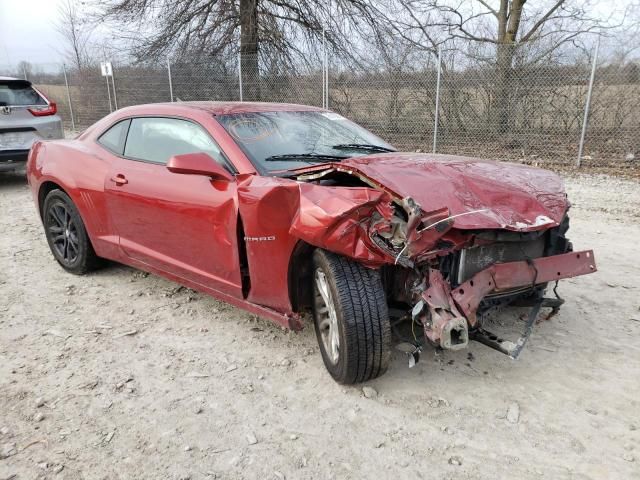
[{"xmin": 244, "ymin": 236, "xmax": 276, "ymax": 242}]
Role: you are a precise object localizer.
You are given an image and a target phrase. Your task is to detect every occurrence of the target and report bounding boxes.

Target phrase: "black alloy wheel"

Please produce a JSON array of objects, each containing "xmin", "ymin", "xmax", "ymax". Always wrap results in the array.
[{"xmin": 42, "ymin": 189, "xmax": 102, "ymax": 274}]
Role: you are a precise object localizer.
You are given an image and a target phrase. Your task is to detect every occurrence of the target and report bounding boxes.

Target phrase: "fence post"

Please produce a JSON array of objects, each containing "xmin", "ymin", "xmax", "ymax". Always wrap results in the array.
[
  {"xmin": 322, "ymin": 28, "xmax": 326, "ymax": 109},
  {"xmin": 238, "ymin": 51, "xmax": 244, "ymax": 102},
  {"xmin": 432, "ymin": 47, "xmax": 442, "ymax": 154},
  {"xmin": 110, "ymin": 66, "xmax": 119, "ymax": 110},
  {"xmin": 577, "ymin": 37, "xmax": 600, "ymax": 167},
  {"xmin": 62, "ymin": 64, "xmax": 76, "ymax": 131},
  {"xmin": 325, "ymin": 40, "xmax": 329, "ymax": 109},
  {"xmin": 167, "ymin": 59, "xmax": 174, "ymax": 102},
  {"xmin": 105, "ymin": 74, "xmax": 113, "ymax": 113}
]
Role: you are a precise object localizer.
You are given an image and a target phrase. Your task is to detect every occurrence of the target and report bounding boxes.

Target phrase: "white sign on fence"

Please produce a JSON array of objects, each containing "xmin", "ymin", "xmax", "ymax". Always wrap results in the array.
[{"xmin": 100, "ymin": 61, "xmax": 113, "ymax": 77}]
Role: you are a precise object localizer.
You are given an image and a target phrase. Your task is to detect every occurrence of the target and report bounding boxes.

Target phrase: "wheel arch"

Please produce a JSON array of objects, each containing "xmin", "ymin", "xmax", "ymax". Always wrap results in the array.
[
  {"xmin": 38, "ymin": 181, "xmax": 68, "ymax": 219},
  {"xmin": 288, "ymin": 240, "xmax": 316, "ymax": 314},
  {"xmin": 38, "ymin": 181, "xmax": 101, "ymax": 255}
]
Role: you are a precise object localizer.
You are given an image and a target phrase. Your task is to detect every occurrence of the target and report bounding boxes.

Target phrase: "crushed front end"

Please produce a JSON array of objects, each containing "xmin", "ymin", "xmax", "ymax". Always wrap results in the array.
[
  {"xmin": 292, "ymin": 156, "xmax": 597, "ymax": 358},
  {"xmin": 376, "ymin": 206, "xmax": 597, "ymax": 358}
]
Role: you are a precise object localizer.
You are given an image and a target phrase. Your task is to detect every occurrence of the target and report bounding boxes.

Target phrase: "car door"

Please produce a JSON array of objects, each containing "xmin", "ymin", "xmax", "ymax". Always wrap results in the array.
[{"xmin": 102, "ymin": 116, "xmax": 244, "ymax": 298}]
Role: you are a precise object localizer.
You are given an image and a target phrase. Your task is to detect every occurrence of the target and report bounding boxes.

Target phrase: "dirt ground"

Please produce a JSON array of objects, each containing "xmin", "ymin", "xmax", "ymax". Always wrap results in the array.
[{"xmin": 1, "ymin": 169, "xmax": 639, "ymax": 480}]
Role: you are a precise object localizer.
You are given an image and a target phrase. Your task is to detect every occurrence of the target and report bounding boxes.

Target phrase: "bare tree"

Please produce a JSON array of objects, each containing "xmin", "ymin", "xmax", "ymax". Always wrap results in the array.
[
  {"xmin": 56, "ymin": 0, "xmax": 93, "ymax": 71},
  {"xmin": 94, "ymin": 0, "xmax": 384, "ymax": 100},
  {"xmin": 387, "ymin": 0, "xmax": 614, "ymax": 132},
  {"xmin": 607, "ymin": 0, "xmax": 640, "ymax": 64},
  {"xmin": 17, "ymin": 61, "xmax": 33, "ymax": 80}
]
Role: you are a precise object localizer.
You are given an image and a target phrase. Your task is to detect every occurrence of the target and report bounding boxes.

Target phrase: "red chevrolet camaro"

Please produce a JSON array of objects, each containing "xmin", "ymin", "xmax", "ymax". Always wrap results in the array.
[{"xmin": 27, "ymin": 102, "xmax": 596, "ymax": 383}]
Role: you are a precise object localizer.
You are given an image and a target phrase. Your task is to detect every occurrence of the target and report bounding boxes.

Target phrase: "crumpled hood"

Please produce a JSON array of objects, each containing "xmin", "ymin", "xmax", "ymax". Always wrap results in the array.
[{"xmin": 298, "ymin": 153, "xmax": 569, "ymax": 232}]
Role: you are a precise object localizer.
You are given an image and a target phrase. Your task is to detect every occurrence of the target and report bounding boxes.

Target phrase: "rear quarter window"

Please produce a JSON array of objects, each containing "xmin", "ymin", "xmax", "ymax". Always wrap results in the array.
[
  {"xmin": 97, "ymin": 119, "xmax": 131, "ymax": 155},
  {"xmin": 0, "ymin": 81, "xmax": 46, "ymax": 106}
]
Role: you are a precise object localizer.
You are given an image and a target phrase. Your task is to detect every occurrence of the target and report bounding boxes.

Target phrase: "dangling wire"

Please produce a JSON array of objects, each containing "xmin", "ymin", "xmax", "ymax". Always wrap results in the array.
[{"xmin": 411, "ymin": 316, "xmax": 418, "ymax": 342}]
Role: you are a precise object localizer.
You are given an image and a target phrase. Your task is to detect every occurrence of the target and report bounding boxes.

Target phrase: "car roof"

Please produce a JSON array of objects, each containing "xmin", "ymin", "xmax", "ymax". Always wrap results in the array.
[
  {"xmin": 119, "ymin": 101, "xmax": 326, "ymax": 116},
  {"xmin": 0, "ymin": 76, "xmax": 28, "ymax": 82}
]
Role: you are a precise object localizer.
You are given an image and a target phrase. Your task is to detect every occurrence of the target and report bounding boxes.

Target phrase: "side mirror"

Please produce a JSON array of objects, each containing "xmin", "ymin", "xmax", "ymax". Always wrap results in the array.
[{"xmin": 166, "ymin": 152, "xmax": 234, "ymax": 181}]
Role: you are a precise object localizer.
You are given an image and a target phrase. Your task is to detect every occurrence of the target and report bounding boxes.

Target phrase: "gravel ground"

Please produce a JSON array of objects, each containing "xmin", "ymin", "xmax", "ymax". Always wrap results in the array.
[{"xmin": 1, "ymin": 170, "xmax": 639, "ymax": 480}]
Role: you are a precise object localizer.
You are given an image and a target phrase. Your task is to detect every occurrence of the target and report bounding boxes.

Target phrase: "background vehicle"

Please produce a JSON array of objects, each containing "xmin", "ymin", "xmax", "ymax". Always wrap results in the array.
[
  {"xmin": 0, "ymin": 77, "xmax": 63, "ymax": 172},
  {"xmin": 26, "ymin": 102, "xmax": 596, "ymax": 383}
]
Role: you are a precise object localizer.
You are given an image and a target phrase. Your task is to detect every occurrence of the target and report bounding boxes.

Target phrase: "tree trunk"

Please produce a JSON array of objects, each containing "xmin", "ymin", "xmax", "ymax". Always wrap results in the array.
[
  {"xmin": 494, "ymin": 43, "xmax": 514, "ymax": 134},
  {"xmin": 492, "ymin": 0, "xmax": 524, "ymax": 134},
  {"xmin": 240, "ymin": 0, "xmax": 260, "ymax": 100}
]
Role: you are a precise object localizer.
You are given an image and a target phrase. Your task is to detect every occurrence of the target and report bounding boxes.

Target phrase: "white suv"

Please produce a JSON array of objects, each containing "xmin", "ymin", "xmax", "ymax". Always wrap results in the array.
[{"xmin": 0, "ymin": 77, "xmax": 64, "ymax": 172}]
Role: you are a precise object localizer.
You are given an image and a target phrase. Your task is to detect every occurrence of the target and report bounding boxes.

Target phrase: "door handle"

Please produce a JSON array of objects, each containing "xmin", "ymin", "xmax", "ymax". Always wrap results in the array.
[{"xmin": 110, "ymin": 174, "xmax": 128, "ymax": 186}]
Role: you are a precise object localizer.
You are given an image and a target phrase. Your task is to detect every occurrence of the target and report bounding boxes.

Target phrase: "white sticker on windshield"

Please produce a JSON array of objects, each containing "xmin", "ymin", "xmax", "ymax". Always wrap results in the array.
[{"xmin": 321, "ymin": 112, "xmax": 347, "ymax": 121}]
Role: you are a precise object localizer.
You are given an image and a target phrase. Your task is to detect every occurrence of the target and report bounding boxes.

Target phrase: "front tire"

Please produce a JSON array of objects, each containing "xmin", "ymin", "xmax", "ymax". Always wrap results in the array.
[
  {"xmin": 312, "ymin": 249, "xmax": 391, "ymax": 384},
  {"xmin": 42, "ymin": 189, "xmax": 102, "ymax": 275}
]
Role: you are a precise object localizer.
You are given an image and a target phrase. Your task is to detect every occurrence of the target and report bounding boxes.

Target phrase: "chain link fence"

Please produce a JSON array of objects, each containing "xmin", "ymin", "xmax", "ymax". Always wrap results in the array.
[{"xmin": 2, "ymin": 45, "xmax": 638, "ymax": 170}]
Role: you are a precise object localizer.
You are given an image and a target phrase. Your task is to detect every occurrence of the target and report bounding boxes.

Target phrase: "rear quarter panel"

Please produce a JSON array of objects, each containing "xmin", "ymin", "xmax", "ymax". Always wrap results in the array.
[{"xmin": 27, "ymin": 139, "xmax": 119, "ymax": 259}]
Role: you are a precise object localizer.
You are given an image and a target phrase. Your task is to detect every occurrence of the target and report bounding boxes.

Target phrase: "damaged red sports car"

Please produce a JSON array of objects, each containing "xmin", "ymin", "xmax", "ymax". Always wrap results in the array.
[{"xmin": 27, "ymin": 102, "xmax": 597, "ymax": 383}]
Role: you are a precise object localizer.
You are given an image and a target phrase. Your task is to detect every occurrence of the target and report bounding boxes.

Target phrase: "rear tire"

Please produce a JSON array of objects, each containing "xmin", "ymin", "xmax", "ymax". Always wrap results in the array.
[
  {"xmin": 312, "ymin": 249, "xmax": 391, "ymax": 384},
  {"xmin": 42, "ymin": 189, "xmax": 102, "ymax": 275}
]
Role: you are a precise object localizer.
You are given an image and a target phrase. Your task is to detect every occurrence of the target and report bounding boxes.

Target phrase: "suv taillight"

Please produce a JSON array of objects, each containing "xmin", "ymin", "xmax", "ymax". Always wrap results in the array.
[{"xmin": 28, "ymin": 102, "xmax": 57, "ymax": 116}]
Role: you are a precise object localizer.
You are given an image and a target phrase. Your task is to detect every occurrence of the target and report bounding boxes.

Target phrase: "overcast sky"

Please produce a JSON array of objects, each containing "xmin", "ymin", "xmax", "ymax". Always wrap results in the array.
[
  {"xmin": 0, "ymin": 0, "xmax": 635, "ymax": 67},
  {"xmin": 0, "ymin": 0, "xmax": 64, "ymax": 65}
]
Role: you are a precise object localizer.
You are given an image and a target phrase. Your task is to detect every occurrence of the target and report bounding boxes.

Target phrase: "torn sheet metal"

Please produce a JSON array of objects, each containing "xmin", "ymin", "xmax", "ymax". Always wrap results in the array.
[
  {"xmin": 289, "ymin": 183, "xmax": 396, "ymax": 266},
  {"xmin": 418, "ymin": 270, "xmax": 469, "ymax": 350},
  {"xmin": 410, "ymin": 251, "xmax": 595, "ymax": 348},
  {"xmin": 293, "ymin": 153, "xmax": 569, "ymax": 232},
  {"xmin": 238, "ymin": 174, "xmax": 454, "ymax": 271},
  {"xmin": 451, "ymin": 250, "xmax": 596, "ymax": 325},
  {"xmin": 236, "ymin": 176, "xmax": 398, "ymax": 313}
]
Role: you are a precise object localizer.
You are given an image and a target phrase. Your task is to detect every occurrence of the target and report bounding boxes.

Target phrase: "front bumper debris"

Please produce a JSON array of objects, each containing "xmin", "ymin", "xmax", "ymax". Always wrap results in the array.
[
  {"xmin": 414, "ymin": 250, "xmax": 596, "ymax": 354},
  {"xmin": 470, "ymin": 296, "xmax": 564, "ymax": 359}
]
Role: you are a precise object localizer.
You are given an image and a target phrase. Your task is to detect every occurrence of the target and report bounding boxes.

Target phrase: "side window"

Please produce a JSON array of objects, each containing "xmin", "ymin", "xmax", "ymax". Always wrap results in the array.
[
  {"xmin": 98, "ymin": 119, "xmax": 131, "ymax": 155},
  {"xmin": 123, "ymin": 117, "xmax": 229, "ymax": 167}
]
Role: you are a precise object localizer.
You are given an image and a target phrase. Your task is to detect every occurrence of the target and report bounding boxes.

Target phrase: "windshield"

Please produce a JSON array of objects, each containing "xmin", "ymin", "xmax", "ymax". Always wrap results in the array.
[
  {"xmin": 0, "ymin": 80, "xmax": 46, "ymax": 107},
  {"xmin": 216, "ymin": 110, "xmax": 394, "ymax": 173}
]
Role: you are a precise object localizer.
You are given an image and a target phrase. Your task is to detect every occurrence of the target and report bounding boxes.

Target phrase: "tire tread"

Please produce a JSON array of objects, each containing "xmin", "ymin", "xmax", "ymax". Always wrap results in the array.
[{"xmin": 313, "ymin": 250, "xmax": 391, "ymax": 384}]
